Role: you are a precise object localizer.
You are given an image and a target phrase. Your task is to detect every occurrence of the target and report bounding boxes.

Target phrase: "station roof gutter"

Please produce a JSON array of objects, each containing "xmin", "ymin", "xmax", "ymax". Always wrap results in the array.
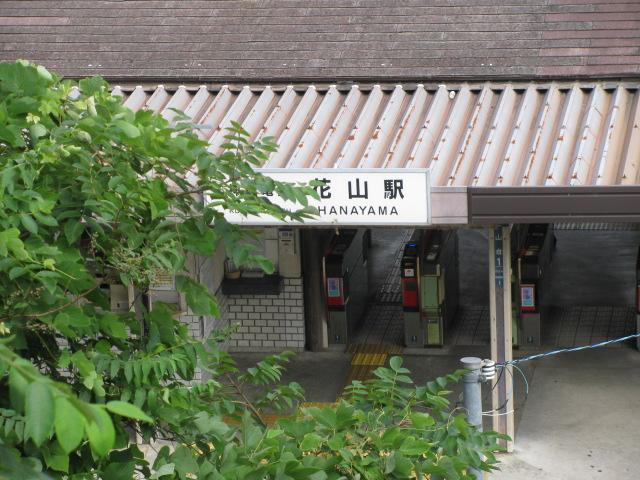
[{"xmin": 117, "ymin": 82, "xmax": 640, "ymax": 224}]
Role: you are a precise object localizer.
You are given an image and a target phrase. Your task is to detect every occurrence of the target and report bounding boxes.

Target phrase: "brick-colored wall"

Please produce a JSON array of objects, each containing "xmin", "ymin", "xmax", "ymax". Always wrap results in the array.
[{"xmin": 225, "ymin": 278, "xmax": 305, "ymax": 352}]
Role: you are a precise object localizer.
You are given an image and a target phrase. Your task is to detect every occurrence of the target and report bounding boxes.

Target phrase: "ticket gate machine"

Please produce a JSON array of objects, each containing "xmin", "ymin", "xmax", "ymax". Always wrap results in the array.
[
  {"xmin": 514, "ymin": 224, "xmax": 555, "ymax": 346},
  {"xmin": 325, "ymin": 229, "xmax": 369, "ymax": 345},
  {"xmin": 402, "ymin": 230, "xmax": 459, "ymax": 347}
]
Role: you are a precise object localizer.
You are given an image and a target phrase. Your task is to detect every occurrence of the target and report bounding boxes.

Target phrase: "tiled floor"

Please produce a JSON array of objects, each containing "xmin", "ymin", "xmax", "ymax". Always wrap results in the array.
[
  {"xmin": 352, "ymin": 228, "xmax": 412, "ymax": 346},
  {"xmin": 542, "ymin": 305, "xmax": 636, "ymax": 348},
  {"xmin": 448, "ymin": 305, "xmax": 491, "ymax": 346},
  {"xmin": 447, "ymin": 304, "xmax": 636, "ymax": 348}
]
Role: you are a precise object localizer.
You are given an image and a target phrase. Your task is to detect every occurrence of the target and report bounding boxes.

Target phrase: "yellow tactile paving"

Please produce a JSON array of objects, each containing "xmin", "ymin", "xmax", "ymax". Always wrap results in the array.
[
  {"xmin": 342, "ymin": 342, "xmax": 404, "ymax": 388},
  {"xmin": 246, "ymin": 343, "xmax": 404, "ymax": 425},
  {"xmin": 351, "ymin": 352, "xmax": 388, "ymax": 366},
  {"xmin": 253, "ymin": 402, "xmax": 337, "ymax": 426}
]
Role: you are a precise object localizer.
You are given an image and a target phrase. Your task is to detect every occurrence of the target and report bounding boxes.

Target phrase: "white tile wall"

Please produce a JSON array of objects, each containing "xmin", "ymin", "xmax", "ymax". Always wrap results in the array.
[{"xmin": 224, "ymin": 277, "xmax": 305, "ymax": 352}]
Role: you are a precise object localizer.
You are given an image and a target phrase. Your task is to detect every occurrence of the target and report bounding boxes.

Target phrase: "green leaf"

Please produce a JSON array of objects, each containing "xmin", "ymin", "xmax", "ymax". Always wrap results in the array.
[
  {"xmin": 176, "ymin": 275, "xmax": 219, "ymax": 316},
  {"xmin": 9, "ymin": 367, "xmax": 28, "ymax": 412},
  {"xmin": 252, "ymin": 255, "xmax": 275, "ymax": 275},
  {"xmin": 29, "ymin": 123, "xmax": 47, "ymax": 140},
  {"xmin": 182, "ymin": 225, "xmax": 218, "ymax": 256},
  {"xmin": 79, "ymin": 76, "xmax": 105, "ymax": 95},
  {"xmin": 389, "ymin": 356, "xmax": 403, "ymax": 372},
  {"xmin": 19, "ymin": 214, "xmax": 38, "ymax": 235},
  {"xmin": 54, "ymin": 397, "xmax": 85, "ymax": 453},
  {"xmin": 114, "ymin": 120, "xmax": 140, "ymax": 138},
  {"xmin": 42, "ymin": 448, "xmax": 68, "ymax": 473},
  {"xmin": 102, "ymin": 460, "xmax": 136, "ymax": 480},
  {"xmin": 171, "ymin": 446, "xmax": 199, "ymax": 479},
  {"xmin": 33, "ymin": 211, "xmax": 58, "ymax": 227},
  {"xmin": 410, "ymin": 412, "xmax": 435, "ymax": 429},
  {"xmin": 300, "ymin": 433, "xmax": 323, "ymax": 451},
  {"xmin": 150, "ymin": 463, "xmax": 175, "ymax": 479},
  {"xmin": 35, "ymin": 271, "xmax": 60, "ymax": 294},
  {"xmin": 85, "ymin": 405, "xmax": 115, "ymax": 457},
  {"xmin": 71, "ymin": 351, "xmax": 94, "ymax": 378},
  {"xmin": 64, "ymin": 220, "xmax": 84, "ymax": 244},
  {"xmin": 25, "ymin": 381, "xmax": 54, "ymax": 446},
  {"xmin": 124, "ymin": 362, "xmax": 133, "ymax": 384},
  {"xmin": 99, "ymin": 313, "xmax": 128, "ymax": 339},
  {"xmin": 105, "ymin": 401, "xmax": 153, "ymax": 423},
  {"xmin": 266, "ymin": 428, "xmax": 284, "ymax": 439},
  {"xmin": 148, "ymin": 303, "xmax": 177, "ymax": 346},
  {"xmin": 8, "ymin": 266, "xmax": 27, "ymax": 280}
]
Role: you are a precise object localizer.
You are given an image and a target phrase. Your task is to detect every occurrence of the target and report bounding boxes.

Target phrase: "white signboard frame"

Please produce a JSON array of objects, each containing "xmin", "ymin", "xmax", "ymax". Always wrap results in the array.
[{"xmin": 223, "ymin": 168, "xmax": 431, "ymax": 226}]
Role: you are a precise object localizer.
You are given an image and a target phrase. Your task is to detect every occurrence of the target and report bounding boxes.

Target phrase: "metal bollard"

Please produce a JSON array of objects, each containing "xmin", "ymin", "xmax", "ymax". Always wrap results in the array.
[{"xmin": 461, "ymin": 357, "xmax": 483, "ymax": 479}]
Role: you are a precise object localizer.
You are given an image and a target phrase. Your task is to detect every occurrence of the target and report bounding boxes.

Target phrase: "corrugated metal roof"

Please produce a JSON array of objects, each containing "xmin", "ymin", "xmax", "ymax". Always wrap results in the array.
[{"xmin": 114, "ymin": 82, "xmax": 640, "ymax": 187}]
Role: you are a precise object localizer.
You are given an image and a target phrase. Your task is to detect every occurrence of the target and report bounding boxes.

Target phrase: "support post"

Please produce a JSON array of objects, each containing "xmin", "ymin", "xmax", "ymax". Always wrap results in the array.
[
  {"xmin": 461, "ymin": 356, "xmax": 483, "ymax": 479},
  {"xmin": 488, "ymin": 226, "xmax": 514, "ymax": 451},
  {"xmin": 635, "ymin": 246, "xmax": 640, "ymax": 351},
  {"xmin": 301, "ymin": 229, "xmax": 332, "ymax": 351}
]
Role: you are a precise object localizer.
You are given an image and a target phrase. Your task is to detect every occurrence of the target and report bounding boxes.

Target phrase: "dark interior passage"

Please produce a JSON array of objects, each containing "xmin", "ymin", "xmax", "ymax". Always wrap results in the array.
[
  {"xmin": 326, "ymin": 225, "xmax": 640, "ymax": 349},
  {"xmin": 450, "ymin": 225, "xmax": 640, "ymax": 348},
  {"xmin": 448, "ymin": 229, "xmax": 490, "ymax": 346},
  {"xmin": 351, "ymin": 228, "xmax": 412, "ymax": 346},
  {"xmin": 458, "ymin": 229, "xmax": 490, "ymax": 307},
  {"xmin": 544, "ymin": 228, "xmax": 640, "ymax": 306}
]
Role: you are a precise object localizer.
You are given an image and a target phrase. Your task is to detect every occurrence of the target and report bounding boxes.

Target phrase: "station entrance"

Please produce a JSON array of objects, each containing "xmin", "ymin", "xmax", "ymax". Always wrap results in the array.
[
  {"xmin": 321, "ymin": 227, "xmax": 463, "ymax": 350},
  {"xmin": 540, "ymin": 224, "xmax": 639, "ymax": 349},
  {"xmin": 441, "ymin": 225, "xmax": 640, "ymax": 351},
  {"xmin": 322, "ymin": 228, "xmax": 409, "ymax": 348},
  {"xmin": 316, "ymin": 224, "xmax": 640, "ymax": 352}
]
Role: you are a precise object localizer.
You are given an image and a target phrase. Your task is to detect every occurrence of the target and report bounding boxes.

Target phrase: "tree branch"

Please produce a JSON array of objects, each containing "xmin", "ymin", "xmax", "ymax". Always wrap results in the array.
[{"xmin": 225, "ymin": 373, "xmax": 266, "ymax": 428}]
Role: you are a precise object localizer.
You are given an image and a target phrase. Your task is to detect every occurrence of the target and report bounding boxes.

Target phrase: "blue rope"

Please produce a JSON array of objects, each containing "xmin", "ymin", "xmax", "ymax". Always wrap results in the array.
[{"xmin": 498, "ymin": 332, "xmax": 640, "ymax": 367}]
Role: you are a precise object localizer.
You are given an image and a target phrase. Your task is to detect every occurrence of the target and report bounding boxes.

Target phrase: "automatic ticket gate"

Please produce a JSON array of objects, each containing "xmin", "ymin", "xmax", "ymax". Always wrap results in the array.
[
  {"xmin": 514, "ymin": 224, "xmax": 555, "ymax": 346},
  {"xmin": 325, "ymin": 229, "xmax": 369, "ymax": 345},
  {"xmin": 402, "ymin": 230, "xmax": 459, "ymax": 347}
]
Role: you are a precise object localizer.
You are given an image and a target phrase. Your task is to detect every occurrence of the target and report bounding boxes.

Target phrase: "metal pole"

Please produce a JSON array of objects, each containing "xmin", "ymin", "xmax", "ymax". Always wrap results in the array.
[{"xmin": 461, "ymin": 356, "xmax": 483, "ymax": 479}]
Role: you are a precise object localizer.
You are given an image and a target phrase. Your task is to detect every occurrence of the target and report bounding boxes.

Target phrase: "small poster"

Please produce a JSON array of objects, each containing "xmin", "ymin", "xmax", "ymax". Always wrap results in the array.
[
  {"xmin": 404, "ymin": 268, "xmax": 415, "ymax": 277},
  {"xmin": 327, "ymin": 277, "xmax": 341, "ymax": 298},
  {"xmin": 520, "ymin": 285, "xmax": 535, "ymax": 310}
]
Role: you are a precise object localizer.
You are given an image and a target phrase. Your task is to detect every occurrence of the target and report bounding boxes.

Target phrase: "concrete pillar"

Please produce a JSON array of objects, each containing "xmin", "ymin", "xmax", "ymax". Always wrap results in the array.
[
  {"xmin": 488, "ymin": 226, "xmax": 515, "ymax": 451},
  {"xmin": 301, "ymin": 229, "xmax": 332, "ymax": 351}
]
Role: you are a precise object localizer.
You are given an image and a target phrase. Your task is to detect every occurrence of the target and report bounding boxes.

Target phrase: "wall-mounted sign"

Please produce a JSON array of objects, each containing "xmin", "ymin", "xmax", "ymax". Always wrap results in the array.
[
  {"xmin": 223, "ymin": 168, "xmax": 430, "ymax": 226},
  {"xmin": 520, "ymin": 284, "xmax": 536, "ymax": 311},
  {"xmin": 327, "ymin": 277, "xmax": 342, "ymax": 298},
  {"xmin": 278, "ymin": 228, "xmax": 296, "ymax": 256},
  {"xmin": 494, "ymin": 227, "xmax": 504, "ymax": 289}
]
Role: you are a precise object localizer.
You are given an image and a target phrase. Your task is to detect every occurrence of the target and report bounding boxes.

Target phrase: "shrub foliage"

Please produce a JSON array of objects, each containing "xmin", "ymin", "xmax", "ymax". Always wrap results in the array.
[{"xmin": 0, "ymin": 61, "xmax": 504, "ymax": 479}]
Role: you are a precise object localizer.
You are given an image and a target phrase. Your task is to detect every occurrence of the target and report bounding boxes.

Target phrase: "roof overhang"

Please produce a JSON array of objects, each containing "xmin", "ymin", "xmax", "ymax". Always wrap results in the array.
[{"xmin": 469, "ymin": 186, "xmax": 640, "ymax": 224}]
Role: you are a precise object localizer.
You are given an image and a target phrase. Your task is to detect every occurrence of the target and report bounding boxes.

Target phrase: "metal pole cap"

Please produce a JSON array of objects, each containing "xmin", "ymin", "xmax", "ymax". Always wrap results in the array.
[{"xmin": 460, "ymin": 357, "xmax": 483, "ymax": 369}]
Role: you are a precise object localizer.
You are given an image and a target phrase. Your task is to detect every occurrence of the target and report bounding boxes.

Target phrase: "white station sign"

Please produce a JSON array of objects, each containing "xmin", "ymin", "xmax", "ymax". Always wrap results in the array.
[{"xmin": 224, "ymin": 168, "xmax": 431, "ymax": 226}]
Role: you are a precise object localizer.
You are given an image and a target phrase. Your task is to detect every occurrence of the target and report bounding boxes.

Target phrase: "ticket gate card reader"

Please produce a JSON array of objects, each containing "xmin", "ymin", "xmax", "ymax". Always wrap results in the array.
[
  {"xmin": 325, "ymin": 229, "xmax": 369, "ymax": 345},
  {"xmin": 326, "ymin": 258, "xmax": 348, "ymax": 344},
  {"xmin": 517, "ymin": 224, "xmax": 555, "ymax": 346},
  {"xmin": 402, "ymin": 238, "xmax": 421, "ymax": 347},
  {"xmin": 402, "ymin": 230, "xmax": 459, "ymax": 347}
]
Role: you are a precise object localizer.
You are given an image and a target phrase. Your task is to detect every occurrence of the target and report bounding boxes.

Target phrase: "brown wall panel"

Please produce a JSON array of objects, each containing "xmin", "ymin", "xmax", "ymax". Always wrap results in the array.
[{"xmin": 469, "ymin": 187, "xmax": 640, "ymax": 224}]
